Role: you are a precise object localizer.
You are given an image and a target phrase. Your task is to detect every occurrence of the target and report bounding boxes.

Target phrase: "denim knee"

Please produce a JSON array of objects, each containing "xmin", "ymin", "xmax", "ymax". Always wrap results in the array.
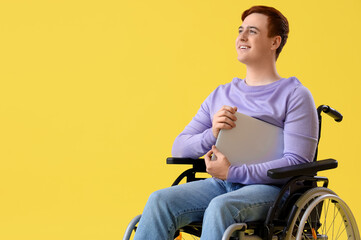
[
  {"xmin": 205, "ymin": 195, "xmax": 236, "ymax": 220},
  {"xmin": 146, "ymin": 189, "xmax": 170, "ymax": 211},
  {"xmin": 204, "ymin": 192, "xmax": 274, "ymax": 223}
]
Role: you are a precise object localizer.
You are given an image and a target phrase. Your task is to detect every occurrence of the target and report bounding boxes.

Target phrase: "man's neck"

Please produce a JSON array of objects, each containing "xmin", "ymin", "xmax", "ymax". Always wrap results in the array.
[{"xmin": 244, "ymin": 61, "xmax": 281, "ymax": 86}]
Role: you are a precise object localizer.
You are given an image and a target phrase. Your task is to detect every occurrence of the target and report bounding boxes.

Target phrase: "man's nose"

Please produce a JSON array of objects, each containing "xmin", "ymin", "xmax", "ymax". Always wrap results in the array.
[{"xmin": 239, "ymin": 32, "xmax": 247, "ymax": 42}]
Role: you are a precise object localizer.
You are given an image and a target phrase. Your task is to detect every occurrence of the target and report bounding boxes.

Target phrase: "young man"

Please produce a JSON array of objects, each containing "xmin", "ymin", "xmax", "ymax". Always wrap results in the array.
[{"xmin": 133, "ymin": 5, "xmax": 318, "ymax": 240}]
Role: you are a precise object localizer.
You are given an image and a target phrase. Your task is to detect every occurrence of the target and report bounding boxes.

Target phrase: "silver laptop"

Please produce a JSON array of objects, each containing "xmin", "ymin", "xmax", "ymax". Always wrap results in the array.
[{"xmin": 213, "ymin": 112, "xmax": 284, "ymax": 166}]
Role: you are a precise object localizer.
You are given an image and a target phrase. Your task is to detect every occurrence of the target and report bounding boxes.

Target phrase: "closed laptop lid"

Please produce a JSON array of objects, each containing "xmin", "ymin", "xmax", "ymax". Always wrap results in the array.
[{"xmin": 214, "ymin": 112, "xmax": 284, "ymax": 165}]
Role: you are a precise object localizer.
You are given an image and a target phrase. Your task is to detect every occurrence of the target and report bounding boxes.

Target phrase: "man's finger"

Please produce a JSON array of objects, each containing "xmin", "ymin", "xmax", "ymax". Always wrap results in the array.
[
  {"xmin": 220, "ymin": 111, "xmax": 237, "ymax": 121},
  {"xmin": 212, "ymin": 145, "xmax": 221, "ymax": 155},
  {"xmin": 221, "ymin": 105, "xmax": 236, "ymax": 113},
  {"xmin": 206, "ymin": 149, "xmax": 213, "ymax": 157},
  {"xmin": 212, "ymin": 145, "xmax": 225, "ymax": 158},
  {"xmin": 205, "ymin": 149, "xmax": 213, "ymax": 160}
]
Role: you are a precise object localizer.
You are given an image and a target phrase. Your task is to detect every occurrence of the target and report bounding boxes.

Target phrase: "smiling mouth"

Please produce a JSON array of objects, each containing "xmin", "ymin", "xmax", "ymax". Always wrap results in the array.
[{"xmin": 239, "ymin": 46, "xmax": 250, "ymax": 49}]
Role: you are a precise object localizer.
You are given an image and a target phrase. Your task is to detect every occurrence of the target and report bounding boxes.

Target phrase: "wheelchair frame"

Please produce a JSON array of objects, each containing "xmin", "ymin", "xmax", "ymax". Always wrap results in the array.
[{"xmin": 123, "ymin": 105, "xmax": 360, "ymax": 240}]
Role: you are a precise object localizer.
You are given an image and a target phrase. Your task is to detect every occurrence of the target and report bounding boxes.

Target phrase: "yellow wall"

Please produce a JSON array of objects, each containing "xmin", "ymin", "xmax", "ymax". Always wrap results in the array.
[{"xmin": 0, "ymin": 0, "xmax": 360, "ymax": 239}]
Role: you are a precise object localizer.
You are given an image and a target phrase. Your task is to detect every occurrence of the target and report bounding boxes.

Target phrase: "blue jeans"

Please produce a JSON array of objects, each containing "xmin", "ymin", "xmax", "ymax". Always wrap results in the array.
[{"xmin": 133, "ymin": 178, "xmax": 280, "ymax": 240}]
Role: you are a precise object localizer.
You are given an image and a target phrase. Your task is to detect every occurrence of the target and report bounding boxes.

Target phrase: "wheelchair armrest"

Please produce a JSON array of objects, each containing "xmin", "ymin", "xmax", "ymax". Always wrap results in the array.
[
  {"xmin": 167, "ymin": 157, "xmax": 200, "ymax": 164},
  {"xmin": 167, "ymin": 157, "xmax": 206, "ymax": 172},
  {"xmin": 267, "ymin": 158, "xmax": 338, "ymax": 179}
]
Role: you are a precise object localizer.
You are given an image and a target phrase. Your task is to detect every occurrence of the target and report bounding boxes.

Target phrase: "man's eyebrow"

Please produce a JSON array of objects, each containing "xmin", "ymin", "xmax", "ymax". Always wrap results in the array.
[{"xmin": 238, "ymin": 26, "xmax": 260, "ymax": 31}]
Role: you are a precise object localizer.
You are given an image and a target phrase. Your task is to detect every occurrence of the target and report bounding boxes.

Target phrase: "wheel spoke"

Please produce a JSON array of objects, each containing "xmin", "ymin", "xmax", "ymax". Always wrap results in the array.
[
  {"xmin": 289, "ymin": 190, "xmax": 358, "ymax": 240},
  {"xmin": 325, "ymin": 202, "xmax": 340, "ymax": 236},
  {"xmin": 322, "ymin": 198, "xmax": 330, "ymax": 236},
  {"xmin": 335, "ymin": 209, "xmax": 346, "ymax": 239},
  {"xmin": 335, "ymin": 227, "xmax": 346, "ymax": 240}
]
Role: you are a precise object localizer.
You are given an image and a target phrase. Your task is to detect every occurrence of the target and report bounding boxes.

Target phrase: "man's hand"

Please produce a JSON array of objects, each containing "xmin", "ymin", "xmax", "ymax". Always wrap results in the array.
[
  {"xmin": 204, "ymin": 145, "xmax": 231, "ymax": 180},
  {"xmin": 212, "ymin": 106, "xmax": 238, "ymax": 138}
]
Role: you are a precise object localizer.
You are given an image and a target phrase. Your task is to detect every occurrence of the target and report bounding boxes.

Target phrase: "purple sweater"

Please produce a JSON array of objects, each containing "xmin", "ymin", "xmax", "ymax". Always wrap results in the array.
[{"xmin": 172, "ymin": 77, "xmax": 319, "ymax": 184}]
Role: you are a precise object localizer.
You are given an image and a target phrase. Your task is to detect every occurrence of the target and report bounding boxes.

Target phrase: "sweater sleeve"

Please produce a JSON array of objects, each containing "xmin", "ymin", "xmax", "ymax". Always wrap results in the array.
[
  {"xmin": 227, "ymin": 86, "xmax": 319, "ymax": 184},
  {"xmin": 171, "ymin": 95, "xmax": 217, "ymax": 158}
]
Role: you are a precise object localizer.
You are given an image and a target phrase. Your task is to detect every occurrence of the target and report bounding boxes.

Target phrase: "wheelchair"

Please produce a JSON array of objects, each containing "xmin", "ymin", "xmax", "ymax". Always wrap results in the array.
[{"xmin": 123, "ymin": 105, "xmax": 360, "ymax": 240}]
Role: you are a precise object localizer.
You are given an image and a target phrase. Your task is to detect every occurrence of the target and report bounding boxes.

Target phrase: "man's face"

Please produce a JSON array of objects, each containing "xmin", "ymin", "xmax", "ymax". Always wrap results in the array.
[{"xmin": 236, "ymin": 13, "xmax": 276, "ymax": 65}]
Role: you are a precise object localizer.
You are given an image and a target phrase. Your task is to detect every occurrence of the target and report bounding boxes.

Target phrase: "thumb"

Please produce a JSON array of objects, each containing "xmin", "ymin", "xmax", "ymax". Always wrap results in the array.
[
  {"xmin": 205, "ymin": 148, "xmax": 213, "ymax": 159},
  {"xmin": 212, "ymin": 145, "xmax": 221, "ymax": 156},
  {"xmin": 212, "ymin": 145, "xmax": 226, "ymax": 159}
]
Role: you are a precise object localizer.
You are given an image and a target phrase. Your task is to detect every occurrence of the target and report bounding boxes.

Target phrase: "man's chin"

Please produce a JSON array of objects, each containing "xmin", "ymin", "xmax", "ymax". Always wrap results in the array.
[{"xmin": 237, "ymin": 56, "xmax": 248, "ymax": 64}]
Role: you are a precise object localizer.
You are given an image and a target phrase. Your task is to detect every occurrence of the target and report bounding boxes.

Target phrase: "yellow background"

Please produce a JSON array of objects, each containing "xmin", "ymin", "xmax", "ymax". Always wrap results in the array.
[{"xmin": 0, "ymin": 0, "xmax": 360, "ymax": 239}]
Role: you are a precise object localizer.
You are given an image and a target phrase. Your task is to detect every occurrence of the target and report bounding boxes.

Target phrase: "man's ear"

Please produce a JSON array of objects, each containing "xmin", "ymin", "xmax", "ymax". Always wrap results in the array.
[{"xmin": 271, "ymin": 36, "xmax": 282, "ymax": 50}]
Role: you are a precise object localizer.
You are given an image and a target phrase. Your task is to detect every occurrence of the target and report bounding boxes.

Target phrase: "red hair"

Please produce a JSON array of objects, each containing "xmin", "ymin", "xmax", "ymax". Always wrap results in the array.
[{"xmin": 242, "ymin": 6, "xmax": 289, "ymax": 60}]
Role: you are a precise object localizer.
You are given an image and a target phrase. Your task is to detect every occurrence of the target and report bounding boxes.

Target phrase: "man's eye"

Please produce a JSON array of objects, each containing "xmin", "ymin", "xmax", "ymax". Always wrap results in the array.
[
  {"xmin": 238, "ymin": 29, "xmax": 243, "ymax": 34},
  {"xmin": 250, "ymin": 30, "xmax": 257, "ymax": 34}
]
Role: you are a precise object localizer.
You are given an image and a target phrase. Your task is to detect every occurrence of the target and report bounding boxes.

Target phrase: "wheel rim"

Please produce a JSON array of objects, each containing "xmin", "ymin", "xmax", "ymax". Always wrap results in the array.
[
  {"xmin": 285, "ymin": 187, "xmax": 337, "ymax": 239},
  {"xmin": 295, "ymin": 194, "xmax": 360, "ymax": 240}
]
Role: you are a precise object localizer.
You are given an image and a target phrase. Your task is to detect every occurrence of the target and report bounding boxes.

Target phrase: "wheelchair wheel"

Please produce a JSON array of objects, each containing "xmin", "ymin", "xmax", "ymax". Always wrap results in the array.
[
  {"xmin": 123, "ymin": 215, "xmax": 141, "ymax": 240},
  {"xmin": 285, "ymin": 187, "xmax": 360, "ymax": 240}
]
